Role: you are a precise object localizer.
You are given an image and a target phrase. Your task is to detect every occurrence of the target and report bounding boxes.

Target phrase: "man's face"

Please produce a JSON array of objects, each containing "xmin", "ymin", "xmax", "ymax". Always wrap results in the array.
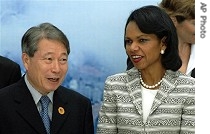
[{"xmin": 22, "ymin": 39, "xmax": 68, "ymax": 95}]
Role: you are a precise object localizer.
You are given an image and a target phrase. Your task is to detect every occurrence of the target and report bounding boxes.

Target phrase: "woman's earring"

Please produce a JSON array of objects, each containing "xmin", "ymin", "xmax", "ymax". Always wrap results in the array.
[{"xmin": 160, "ymin": 50, "xmax": 165, "ymax": 54}]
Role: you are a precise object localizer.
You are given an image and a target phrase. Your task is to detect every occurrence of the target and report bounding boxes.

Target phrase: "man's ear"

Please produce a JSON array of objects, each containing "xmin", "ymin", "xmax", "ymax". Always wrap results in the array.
[{"xmin": 22, "ymin": 53, "xmax": 30, "ymax": 70}]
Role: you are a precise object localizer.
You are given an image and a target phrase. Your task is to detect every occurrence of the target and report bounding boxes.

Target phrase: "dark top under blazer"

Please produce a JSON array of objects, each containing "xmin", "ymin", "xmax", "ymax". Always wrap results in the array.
[
  {"xmin": 0, "ymin": 56, "xmax": 21, "ymax": 89},
  {"xmin": 0, "ymin": 77, "xmax": 94, "ymax": 134}
]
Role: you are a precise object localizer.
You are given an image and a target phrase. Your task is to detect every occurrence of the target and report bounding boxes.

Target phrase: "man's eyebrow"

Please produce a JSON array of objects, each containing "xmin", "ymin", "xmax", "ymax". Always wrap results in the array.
[
  {"xmin": 42, "ymin": 52, "xmax": 68, "ymax": 56},
  {"xmin": 60, "ymin": 52, "xmax": 68, "ymax": 56},
  {"xmin": 42, "ymin": 52, "xmax": 53, "ymax": 57}
]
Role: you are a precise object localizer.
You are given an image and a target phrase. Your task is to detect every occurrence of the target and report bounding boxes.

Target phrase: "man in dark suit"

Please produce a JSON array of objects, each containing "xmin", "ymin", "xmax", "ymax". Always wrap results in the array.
[
  {"xmin": 0, "ymin": 23, "xmax": 94, "ymax": 134},
  {"xmin": 0, "ymin": 55, "xmax": 21, "ymax": 89}
]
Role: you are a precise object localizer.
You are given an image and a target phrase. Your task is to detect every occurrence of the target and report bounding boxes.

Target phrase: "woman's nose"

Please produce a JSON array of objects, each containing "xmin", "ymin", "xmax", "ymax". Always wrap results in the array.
[{"xmin": 129, "ymin": 42, "xmax": 140, "ymax": 51}]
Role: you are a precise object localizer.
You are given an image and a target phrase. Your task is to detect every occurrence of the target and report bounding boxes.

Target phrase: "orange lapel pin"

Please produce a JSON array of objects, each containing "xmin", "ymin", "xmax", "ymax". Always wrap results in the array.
[{"xmin": 58, "ymin": 107, "xmax": 65, "ymax": 115}]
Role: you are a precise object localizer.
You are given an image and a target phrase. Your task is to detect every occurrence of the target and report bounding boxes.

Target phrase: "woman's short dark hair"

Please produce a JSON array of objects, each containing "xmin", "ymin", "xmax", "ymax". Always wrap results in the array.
[{"xmin": 125, "ymin": 5, "xmax": 182, "ymax": 71}]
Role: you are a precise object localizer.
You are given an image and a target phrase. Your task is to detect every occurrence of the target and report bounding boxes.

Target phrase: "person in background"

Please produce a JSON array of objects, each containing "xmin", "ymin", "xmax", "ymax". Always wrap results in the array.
[
  {"xmin": 97, "ymin": 5, "xmax": 194, "ymax": 134},
  {"xmin": 0, "ymin": 22, "xmax": 94, "ymax": 134},
  {"xmin": 159, "ymin": 0, "xmax": 195, "ymax": 77},
  {"xmin": 127, "ymin": 0, "xmax": 195, "ymax": 78},
  {"xmin": 0, "ymin": 55, "xmax": 21, "ymax": 89}
]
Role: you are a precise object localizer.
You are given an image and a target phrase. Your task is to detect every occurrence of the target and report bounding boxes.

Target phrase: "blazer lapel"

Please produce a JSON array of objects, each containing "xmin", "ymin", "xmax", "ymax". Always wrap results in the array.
[
  {"xmin": 14, "ymin": 79, "xmax": 46, "ymax": 134},
  {"xmin": 51, "ymin": 88, "xmax": 70, "ymax": 134},
  {"xmin": 126, "ymin": 69, "xmax": 180, "ymax": 118},
  {"xmin": 150, "ymin": 70, "xmax": 178, "ymax": 115},
  {"xmin": 126, "ymin": 68, "xmax": 143, "ymax": 116}
]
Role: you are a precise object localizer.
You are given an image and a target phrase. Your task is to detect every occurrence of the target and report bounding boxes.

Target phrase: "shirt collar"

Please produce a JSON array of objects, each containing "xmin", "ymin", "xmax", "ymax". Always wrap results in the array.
[{"xmin": 24, "ymin": 74, "xmax": 54, "ymax": 104}]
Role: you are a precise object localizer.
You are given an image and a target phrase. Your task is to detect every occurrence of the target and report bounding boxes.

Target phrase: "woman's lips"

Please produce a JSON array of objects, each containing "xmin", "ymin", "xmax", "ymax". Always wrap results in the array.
[{"xmin": 132, "ymin": 55, "xmax": 143, "ymax": 63}]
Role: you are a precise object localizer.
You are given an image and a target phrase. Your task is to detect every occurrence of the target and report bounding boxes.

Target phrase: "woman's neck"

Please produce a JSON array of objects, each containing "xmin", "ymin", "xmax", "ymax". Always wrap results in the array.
[
  {"xmin": 178, "ymin": 43, "xmax": 191, "ymax": 73},
  {"xmin": 140, "ymin": 66, "xmax": 166, "ymax": 89}
]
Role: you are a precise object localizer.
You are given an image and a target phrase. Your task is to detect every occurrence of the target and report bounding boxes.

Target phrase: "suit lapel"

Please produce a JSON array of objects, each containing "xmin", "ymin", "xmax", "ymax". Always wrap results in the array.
[
  {"xmin": 14, "ymin": 79, "xmax": 46, "ymax": 134},
  {"xmin": 51, "ymin": 88, "xmax": 70, "ymax": 134}
]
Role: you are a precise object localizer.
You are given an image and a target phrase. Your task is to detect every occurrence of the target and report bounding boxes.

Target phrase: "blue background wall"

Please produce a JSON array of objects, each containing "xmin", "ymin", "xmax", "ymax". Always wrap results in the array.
[{"xmin": 1, "ymin": 0, "xmax": 160, "ymax": 132}]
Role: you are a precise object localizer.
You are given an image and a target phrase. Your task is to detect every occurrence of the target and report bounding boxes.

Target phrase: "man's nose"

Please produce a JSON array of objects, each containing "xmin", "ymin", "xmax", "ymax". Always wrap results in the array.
[{"xmin": 51, "ymin": 60, "xmax": 61, "ymax": 73}]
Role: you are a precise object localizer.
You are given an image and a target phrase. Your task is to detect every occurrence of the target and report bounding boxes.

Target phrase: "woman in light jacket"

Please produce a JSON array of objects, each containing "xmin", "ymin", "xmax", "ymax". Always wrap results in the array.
[{"xmin": 97, "ymin": 5, "xmax": 194, "ymax": 134}]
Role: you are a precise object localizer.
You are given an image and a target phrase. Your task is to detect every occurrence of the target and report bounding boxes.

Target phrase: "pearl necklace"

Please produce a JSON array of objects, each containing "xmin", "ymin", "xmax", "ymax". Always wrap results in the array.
[{"xmin": 139, "ymin": 72, "xmax": 163, "ymax": 89}]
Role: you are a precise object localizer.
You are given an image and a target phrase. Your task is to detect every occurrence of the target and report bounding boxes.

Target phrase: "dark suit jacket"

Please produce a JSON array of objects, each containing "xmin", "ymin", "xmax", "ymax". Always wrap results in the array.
[
  {"xmin": 0, "ymin": 56, "xmax": 21, "ymax": 89},
  {"xmin": 0, "ymin": 77, "xmax": 94, "ymax": 134}
]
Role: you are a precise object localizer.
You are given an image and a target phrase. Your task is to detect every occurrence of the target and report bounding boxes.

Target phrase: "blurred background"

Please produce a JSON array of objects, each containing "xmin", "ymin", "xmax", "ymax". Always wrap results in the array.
[{"xmin": 1, "ymin": 0, "xmax": 160, "ymax": 133}]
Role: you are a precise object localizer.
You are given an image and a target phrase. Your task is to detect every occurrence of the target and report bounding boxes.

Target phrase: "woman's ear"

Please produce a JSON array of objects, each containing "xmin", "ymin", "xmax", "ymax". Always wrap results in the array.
[
  {"xmin": 161, "ymin": 36, "xmax": 167, "ymax": 44},
  {"xmin": 170, "ymin": 16, "xmax": 178, "ymax": 26},
  {"xmin": 161, "ymin": 36, "xmax": 167, "ymax": 50}
]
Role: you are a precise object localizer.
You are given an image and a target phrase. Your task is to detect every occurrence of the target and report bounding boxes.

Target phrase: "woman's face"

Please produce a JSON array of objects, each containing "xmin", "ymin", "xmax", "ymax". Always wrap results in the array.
[
  {"xmin": 176, "ymin": 19, "xmax": 195, "ymax": 44},
  {"xmin": 125, "ymin": 21, "xmax": 166, "ymax": 70}
]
